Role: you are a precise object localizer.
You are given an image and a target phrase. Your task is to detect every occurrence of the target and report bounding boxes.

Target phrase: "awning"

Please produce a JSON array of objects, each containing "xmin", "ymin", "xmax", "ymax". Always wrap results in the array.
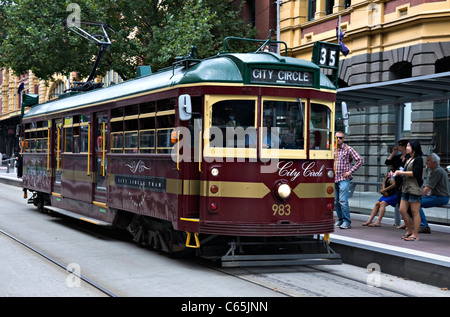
[{"xmin": 337, "ymin": 71, "xmax": 450, "ymax": 108}]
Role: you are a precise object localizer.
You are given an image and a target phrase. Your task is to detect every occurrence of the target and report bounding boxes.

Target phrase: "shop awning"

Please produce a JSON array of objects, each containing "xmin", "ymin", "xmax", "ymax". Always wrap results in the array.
[{"xmin": 337, "ymin": 71, "xmax": 450, "ymax": 107}]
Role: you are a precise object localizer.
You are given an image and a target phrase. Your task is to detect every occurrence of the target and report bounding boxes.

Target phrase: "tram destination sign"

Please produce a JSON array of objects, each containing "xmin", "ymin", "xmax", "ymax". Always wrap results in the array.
[{"xmin": 250, "ymin": 68, "xmax": 314, "ymax": 86}]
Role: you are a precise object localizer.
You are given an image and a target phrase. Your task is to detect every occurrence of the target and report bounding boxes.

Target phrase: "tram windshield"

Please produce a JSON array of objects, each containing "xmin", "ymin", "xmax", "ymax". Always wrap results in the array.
[
  {"xmin": 205, "ymin": 95, "xmax": 333, "ymax": 159},
  {"xmin": 262, "ymin": 99, "xmax": 305, "ymax": 150}
]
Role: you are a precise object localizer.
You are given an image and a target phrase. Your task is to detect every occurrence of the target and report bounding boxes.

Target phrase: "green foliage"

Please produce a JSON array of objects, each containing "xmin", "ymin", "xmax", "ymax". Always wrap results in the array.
[{"xmin": 0, "ymin": 0, "xmax": 257, "ymax": 81}]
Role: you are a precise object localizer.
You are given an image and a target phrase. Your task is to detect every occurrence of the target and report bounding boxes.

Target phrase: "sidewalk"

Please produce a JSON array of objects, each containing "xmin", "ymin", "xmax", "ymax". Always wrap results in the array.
[
  {"xmin": 0, "ymin": 166, "xmax": 22, "ymax": 187},
  {"xmin": 331, "ymin": 213, "xmax": 450, "ymax": 288}
]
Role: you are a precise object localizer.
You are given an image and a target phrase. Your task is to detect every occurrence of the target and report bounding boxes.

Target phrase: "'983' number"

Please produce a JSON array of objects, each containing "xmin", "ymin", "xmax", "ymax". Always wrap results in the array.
[{"xmin": 272, "ymin": 204, "xmax": 291, "ymax": 216}]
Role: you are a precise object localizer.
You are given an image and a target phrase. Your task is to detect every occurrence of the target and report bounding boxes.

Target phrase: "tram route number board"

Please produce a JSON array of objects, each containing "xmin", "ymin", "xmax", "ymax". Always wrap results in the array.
[{"xmin": 312, "ymin": 41, "xmax": 340, "ymax": 70}]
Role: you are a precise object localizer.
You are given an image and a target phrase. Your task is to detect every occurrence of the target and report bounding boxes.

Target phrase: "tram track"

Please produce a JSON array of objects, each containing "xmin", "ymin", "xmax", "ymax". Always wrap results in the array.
[
  {"xmin": 199, "ymin": 260, "xmax": 423, "ymax": 297},
  {"xmin": 303, "ymin": 264, "xmax": 416, "ymax": 297},
  {"xmin": 0, "ymin": 228, "xmax": 118, "ymax": 297}
]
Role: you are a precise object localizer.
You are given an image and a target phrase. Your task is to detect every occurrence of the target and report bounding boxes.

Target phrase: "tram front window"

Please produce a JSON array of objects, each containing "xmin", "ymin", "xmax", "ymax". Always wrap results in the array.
[
  {"xmin": 310, "ymin": 103, "xmax": 332, "ymax": 150},
  {"xmin": 262, "ymin": 100, "xmax": 305, "ymax": 150},
  {"xmin": 210, "ymin": 99, "xmax": 256, "ymax": 148}
]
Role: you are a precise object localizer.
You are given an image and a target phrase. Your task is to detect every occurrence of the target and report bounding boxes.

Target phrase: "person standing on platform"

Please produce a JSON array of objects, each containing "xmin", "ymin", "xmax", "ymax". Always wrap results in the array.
[
  {"xmin": 334, "ymin": 131, "xmax": 364, "ymax": 229},
  {"xmin": 419, "ymin": 153, "xmax": 450, "ymax": 233},
  {"xmin": 394, "ymin": 140, "xmax": 424, "ymax": 241},
  {"xmin": 385, "ymin": 139, "xmax": 408, "ymax": 227}
]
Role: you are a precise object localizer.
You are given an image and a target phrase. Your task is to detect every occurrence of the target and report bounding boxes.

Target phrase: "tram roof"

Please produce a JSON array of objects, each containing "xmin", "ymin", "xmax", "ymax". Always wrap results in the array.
[
  {"xmin": 23, "ymin": 52, "xmax": 335, "ymax": 120},
  {"xmin": 336, "ymin": 71, "xmax": 450, "ymax": 108}
]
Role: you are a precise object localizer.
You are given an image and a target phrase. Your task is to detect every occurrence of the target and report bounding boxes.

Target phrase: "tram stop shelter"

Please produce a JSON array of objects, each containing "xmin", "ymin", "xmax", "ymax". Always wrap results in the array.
[{"xmin": 336, "ymin": 70, "xmax": 450, "ymax": 142}]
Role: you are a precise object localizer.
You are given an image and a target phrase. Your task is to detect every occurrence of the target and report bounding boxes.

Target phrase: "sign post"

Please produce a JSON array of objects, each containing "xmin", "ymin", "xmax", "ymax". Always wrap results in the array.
[{"xmin": 312, "ymin": 41, "xmax": 340, "ymax": 88}]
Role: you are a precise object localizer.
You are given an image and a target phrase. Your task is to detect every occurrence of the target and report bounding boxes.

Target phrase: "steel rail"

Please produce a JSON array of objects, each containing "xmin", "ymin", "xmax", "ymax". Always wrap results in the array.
[{"xmin": 0, "ymin": 229, "xmax": 118, "ymax": 297}]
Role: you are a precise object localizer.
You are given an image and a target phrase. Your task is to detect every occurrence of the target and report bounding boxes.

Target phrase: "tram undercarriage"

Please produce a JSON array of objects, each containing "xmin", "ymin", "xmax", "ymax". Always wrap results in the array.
[
  {"xmin": 26, "ymin": 192, "xmax": 342, "ymax": 267},
  {"xmin": 124, "ymin": 213, "xmax": 342, "ymax": 267}
]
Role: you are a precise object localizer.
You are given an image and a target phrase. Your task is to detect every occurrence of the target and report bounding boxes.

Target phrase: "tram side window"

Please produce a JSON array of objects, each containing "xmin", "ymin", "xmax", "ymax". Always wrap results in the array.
[
  {"xmin": 139, "ymin": 101, "xmax": 156, "ymax": 153},
  {"xmin": 262, "ymin": 100, "xmax": 305, "ymax": 150},
  {"xmin": 72, "ymin": 116, "xmax": 80, "ymax": 153},
  {"xmin": 124, "ymin": 117, "xmax": 138, "ymax": 153},
  {"xmin": 310, "ymin": 103, "xmax": 331, "ymax": 150},
  {"xmin": 111, "ymin": 107, "xmax": 124, "ymax": 153},
  {"xmin": 80, "ymin": 116, "xmax": 90, "ymax": 153},
  {"xmin": 64, "ymin": 117, "xmax": 73, "ymax": 153},
  {"xmin": 156, "ymin": 113, "xmax": 175, "ymax": 153},
  {"xmin": 139, "ymin": 115, "xmax": 155, "ymax": 153},
  {"xmin": 155, "ymin": 98, "xmax": 175, "ymax": 154},
  {"xmin": 24, "ymin": 121, "xmax": 48, "ymax": 153},
  {"xmin": 210, "ymin": 100, "xmax": 256, "ymax": 148}
]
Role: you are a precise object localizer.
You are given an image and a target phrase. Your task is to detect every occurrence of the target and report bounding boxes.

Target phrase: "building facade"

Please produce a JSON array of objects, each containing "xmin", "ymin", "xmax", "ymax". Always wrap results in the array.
[
  {"xmin": 0, "ymin": 69, "xmax": 122, "ymax": 158},
  {"xmin": 280, "ymin": 0, "xmax": 450, "ymax": 183}
]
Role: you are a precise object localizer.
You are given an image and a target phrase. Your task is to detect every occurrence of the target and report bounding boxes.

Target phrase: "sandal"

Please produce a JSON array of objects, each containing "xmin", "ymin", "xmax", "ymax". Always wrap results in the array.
[
  {"xmin": 403, "ymin": 236, "xmax": 419, "ymax": 241},
  {"xmin": 401, "ymin": 233, "xmax": 412, "ymax": 239}
]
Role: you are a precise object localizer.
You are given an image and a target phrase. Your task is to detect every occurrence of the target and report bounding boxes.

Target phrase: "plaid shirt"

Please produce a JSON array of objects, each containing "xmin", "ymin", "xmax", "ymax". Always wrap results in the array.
[{"xmin": 335, "ymin": 144, "xmax": 363, "ymax": 183}]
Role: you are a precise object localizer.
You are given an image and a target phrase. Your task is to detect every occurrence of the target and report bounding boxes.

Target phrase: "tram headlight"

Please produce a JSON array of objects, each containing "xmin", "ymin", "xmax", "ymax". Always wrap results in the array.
[
  {"xmin": 211, "ymin": 167, "xmax": 219, "ymax": 177},
  {"xmin": 277, "ymin": 183, "xmax": 292, "ymax": 200},
  {"xmin": 327, "ymin": 170, "xmax": 334, "ymax": 178}
]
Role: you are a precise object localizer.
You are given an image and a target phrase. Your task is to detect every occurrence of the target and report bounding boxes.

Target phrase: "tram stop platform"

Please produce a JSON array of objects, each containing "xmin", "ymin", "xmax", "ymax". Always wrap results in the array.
[
  {"xmin": 0, "ymin": 167, "xmax": 449, "ymax": 289},
  {"xmin": 330, "ymin": 213, "xmax": 450, "ymax": 289}
]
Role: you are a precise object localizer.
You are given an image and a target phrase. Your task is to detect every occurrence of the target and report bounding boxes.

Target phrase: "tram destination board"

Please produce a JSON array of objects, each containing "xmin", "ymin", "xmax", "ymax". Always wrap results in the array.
[{"xmin": 250, "ymin": 68, "xmax": 314, "ymax": 86}]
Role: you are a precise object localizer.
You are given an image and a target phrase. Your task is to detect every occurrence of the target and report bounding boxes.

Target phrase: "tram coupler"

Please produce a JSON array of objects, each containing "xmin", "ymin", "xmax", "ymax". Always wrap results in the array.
[{"xmin": 185, "ymin": 232, "xmax": 200, "ymax": 248}]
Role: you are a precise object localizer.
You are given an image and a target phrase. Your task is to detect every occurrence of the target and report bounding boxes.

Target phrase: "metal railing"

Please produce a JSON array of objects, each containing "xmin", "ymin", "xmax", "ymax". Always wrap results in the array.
[{"xmin": 1, "ymin": 158, "xmax": 17, "ymax": 173}]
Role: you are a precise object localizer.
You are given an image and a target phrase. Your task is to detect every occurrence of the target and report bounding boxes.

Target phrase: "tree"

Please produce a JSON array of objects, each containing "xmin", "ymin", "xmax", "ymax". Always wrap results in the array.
[{"xmin": 0, "ymin": 0, "xmax": 256, "ymax": 81}]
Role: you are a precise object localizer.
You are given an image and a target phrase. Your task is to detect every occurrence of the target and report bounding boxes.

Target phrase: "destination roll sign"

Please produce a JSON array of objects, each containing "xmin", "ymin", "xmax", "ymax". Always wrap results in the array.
[{"xmin": 250, "ymin": 68, "xmax": 314, "ymax": 86}]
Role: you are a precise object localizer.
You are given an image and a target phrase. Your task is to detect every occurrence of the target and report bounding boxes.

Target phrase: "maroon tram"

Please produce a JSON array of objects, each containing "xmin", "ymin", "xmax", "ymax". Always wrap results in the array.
[{"xmin": 21, "ymin": 41, "xmax": 341, "ymax": 266}]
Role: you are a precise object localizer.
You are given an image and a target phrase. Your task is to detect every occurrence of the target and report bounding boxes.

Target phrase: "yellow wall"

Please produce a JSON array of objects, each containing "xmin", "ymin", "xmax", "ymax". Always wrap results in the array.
[{"xmin": 281, "ymin": 0, "xmax": 450, "ymax": 61}]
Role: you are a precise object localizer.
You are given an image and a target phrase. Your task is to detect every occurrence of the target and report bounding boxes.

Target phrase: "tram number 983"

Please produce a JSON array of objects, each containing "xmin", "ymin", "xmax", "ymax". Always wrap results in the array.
[{"xmin": 272, "ymin": 204, "xmax": 291, "ymax": 216}]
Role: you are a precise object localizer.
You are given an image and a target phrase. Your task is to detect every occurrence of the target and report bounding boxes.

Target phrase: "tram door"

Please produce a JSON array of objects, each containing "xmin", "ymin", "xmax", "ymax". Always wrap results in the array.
[
  {"xmin": 180, "ymin": 97, "xmax": 202, "ymax": 219},
  {"xmin": 52, "ymin": 118, "xmax": 63, "ymax": 194},
  {"xmin": 94, "ymin": 112, "xmax": 108, "ymax": 202}
]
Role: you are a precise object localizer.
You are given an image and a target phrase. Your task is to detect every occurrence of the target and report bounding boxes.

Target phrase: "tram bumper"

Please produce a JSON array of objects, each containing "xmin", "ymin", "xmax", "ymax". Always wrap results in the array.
[{"xmin": 220, "ymin": 235, "xmax": 342, "ymax": 267}]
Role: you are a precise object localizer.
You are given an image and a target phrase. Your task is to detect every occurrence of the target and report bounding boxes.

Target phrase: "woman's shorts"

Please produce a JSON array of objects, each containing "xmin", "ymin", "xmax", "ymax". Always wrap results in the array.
[
  {"xmin": 401, "ymin": 192, "xmax": 422, "ymax": 203},
  {"xmin": 378, "ymin": 194, "xmax": 398, "ymax": 207}
]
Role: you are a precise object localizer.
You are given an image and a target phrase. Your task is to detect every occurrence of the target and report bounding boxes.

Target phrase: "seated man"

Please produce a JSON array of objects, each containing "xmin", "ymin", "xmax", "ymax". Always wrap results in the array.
[{"xmin": 419, "ymin": 153, "xmax": 450, "ymax": 233}]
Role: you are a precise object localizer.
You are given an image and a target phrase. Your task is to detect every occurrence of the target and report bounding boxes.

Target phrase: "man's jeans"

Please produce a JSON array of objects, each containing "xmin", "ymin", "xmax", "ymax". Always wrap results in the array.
[
  {"xmin": 420, "ymin": 195, "xmax": 449, "ymax": 227},
  {"xmin": 335, "ymin": 179, "xmax": 351, "ymax": 225}
]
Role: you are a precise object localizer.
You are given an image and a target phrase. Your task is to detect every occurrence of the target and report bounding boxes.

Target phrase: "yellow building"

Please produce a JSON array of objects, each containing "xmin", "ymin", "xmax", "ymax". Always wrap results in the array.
[
  {"xmin": 0, "ymin": 69, "xmax": 121, "ymax": 157},
  {"xmin": 280, "ymin": 0, "xmax": 450, "ymax": 180}
]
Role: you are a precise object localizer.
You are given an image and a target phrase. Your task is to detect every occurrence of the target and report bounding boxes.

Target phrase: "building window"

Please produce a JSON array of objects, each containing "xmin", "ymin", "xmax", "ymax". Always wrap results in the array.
[
  {"xmin": 308, "ymin": 0, "xmax": 317, "ymax": 21},
  {"xmin": 326, "ymin": 0, "xmax": 335, "ymax": 15},
  {"xmin": 49, "ymin": 81, "xmax": 67, "ymax": 100}
]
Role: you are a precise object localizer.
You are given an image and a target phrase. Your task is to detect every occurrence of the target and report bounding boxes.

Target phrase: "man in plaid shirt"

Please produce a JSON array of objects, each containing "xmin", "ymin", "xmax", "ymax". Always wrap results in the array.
[{"xmin": 334, "ymin": 131, "xmax": 363, "ymax": 229}]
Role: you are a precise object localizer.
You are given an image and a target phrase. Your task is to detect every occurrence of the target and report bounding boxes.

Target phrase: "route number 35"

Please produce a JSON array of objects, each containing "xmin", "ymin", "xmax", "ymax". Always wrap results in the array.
[
  {"xmin": 313, "ymin": 42, "xmax": 340, "ymax": 69},
  {"xmin": 272, "ymin": 204, "xmax": 291, "ymax": 216},
  {"xmin": 319, "ymin": 47, "xmax": 337, "ymax": 67}
]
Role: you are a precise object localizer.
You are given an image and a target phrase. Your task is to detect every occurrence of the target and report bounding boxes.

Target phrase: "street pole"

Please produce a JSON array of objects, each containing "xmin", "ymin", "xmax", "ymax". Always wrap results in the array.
[{"xmin": 276, "ymin": 0, "xmax": 282, "ymax": 54}]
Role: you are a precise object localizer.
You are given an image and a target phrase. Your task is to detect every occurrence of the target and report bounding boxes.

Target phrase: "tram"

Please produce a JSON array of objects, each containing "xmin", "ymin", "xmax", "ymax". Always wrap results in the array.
[{"xmin": 20, "ymin": 38, "xmax": 342, "ymax": 266}]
